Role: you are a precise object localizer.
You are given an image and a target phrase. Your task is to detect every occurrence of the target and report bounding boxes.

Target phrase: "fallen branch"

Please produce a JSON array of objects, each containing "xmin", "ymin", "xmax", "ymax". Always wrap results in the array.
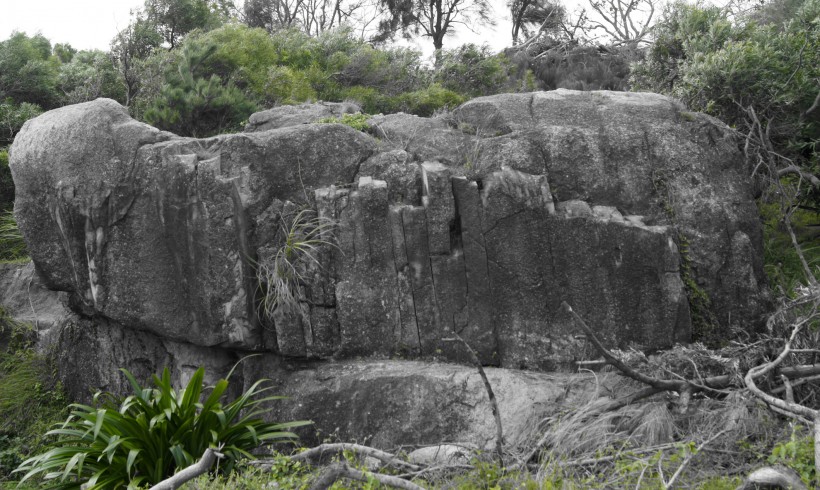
[
  {"xmin": 272, "ymin": 443, "xmax": 421, "ymax": 472},
  {"xmin": 737, "ymin": 466, "xmax": 808, "ymax": 490},
  {"xmin": 442, "ymin": 334, "xmax": 504, "ymax": 465},
  {"xmin": 148, "ymin": 448, "xmax": 220, "ymax": 490},
  {"xmin": 308, "ymin": 462, "xmax": 425, "ymax": 490},
  {"xmin": 777, "ymin": 165, "xmax": 820, "ymax": 188},
  {"xmin": 745, "ymin": 311, "xmax": 820, "ymax": 486}
]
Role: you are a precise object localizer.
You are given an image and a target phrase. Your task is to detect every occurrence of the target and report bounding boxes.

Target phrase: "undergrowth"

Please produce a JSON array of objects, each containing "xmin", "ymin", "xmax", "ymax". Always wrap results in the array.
[
  {"xmin": 0, "ymin": 311, "xmax": 66, "ymax": 483},
  {"xmin": 760, "ymin": 202, "xmax": 820, "ymax": 297}
]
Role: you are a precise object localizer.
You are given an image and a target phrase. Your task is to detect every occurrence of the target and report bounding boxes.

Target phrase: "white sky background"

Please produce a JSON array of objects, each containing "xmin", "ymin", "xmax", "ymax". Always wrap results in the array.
[{"xmin": 0, "ymin": 0, "xmax": 593, "ymax": 58}]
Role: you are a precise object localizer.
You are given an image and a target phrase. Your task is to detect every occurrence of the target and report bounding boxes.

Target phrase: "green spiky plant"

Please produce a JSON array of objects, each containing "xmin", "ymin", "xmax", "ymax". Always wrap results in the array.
[
  {"xmin": 256, "ymin": 208, "xmax": 337, "ymax": 323},
  {"xmin": 14, "ymin": 366, "xmax": 310, "ymax": 489}
]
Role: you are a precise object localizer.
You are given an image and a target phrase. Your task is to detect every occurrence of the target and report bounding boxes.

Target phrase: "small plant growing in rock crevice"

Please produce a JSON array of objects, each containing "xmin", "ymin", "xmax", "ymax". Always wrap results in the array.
[{"xmin": 255, "ymin": 208, "xmax": 337, "ymax": 324}]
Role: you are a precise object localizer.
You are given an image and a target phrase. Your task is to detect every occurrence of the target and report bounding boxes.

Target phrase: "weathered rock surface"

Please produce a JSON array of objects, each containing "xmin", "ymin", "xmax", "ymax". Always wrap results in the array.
[
  {"xmin": 0, "ymin": 262, "xmax": 607, "ymax": 450},
  {"xmin": 242, "ymin": 357, "xmax": 605, "ymax": 449},
  {"xmin": 8, "ymin": 91, "xmax": 767, "ymax": 375},
  {"xmin": 245, "ymin": 101, "xmax": 362, "ymax": 132},
  {"xmin": 0, "ymin": 262, "xmax": 71, "ymax": 335}
]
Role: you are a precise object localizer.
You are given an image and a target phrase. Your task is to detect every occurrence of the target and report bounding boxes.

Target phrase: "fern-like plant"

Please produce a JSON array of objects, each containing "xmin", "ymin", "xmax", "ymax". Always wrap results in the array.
[{"xmin": 14, "ymin": 367, "xmax": 309, "ymax": 489}]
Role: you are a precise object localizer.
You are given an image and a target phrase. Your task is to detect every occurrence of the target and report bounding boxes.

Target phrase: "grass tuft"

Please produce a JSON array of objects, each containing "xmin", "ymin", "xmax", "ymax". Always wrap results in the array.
[
  {"xmin": 256, "ymin": 208, "xmax": 336, "ymax": 324},
  {"xmin": 0, "ymin": 211, "xmax": 27, "ymax": 263}
]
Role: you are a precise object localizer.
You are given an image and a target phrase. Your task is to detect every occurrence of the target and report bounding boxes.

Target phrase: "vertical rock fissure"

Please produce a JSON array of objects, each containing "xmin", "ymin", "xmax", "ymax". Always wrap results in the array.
[
  {"xmin": 400, "ymin": 208, "xmax": 424, "ymax": 351},
  {"xmin": 449, "ymin": 180, "xmax": 471, "ymax": 336}
]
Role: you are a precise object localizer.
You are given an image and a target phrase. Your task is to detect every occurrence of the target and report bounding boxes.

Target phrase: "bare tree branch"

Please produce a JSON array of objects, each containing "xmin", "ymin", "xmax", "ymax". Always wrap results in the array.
[
  {"xmin": 309, "ymin": 462, "xmax": 426, "ymax": 490},
  {"xmin": 148, "ymin": 448, "xmax": 220, "ymax": 490}
]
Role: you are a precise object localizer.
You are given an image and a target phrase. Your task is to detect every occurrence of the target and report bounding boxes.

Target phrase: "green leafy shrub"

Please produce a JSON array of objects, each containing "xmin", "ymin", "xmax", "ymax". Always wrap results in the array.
[
  {"xmin": 318, "ymin": 113, "xmax": 370, "ymax": 131},
  {"xmin": 768, "ymin": 425, "xmax": 815, "ymax": 485},
  {"xmin": 386, "ymin": 83, "xmax": 466, "ymax": 117},
  {"xmin": 56, "ymin": 50, "xmax": 125, "ymax": 105},
  {"xmin": 0, "ymin": 33, "xmax": 59, "ymax": 109},
  {"xmin": 186, "ymin": 24, "xmax": 280, "ymax": 104},
  {"xmin": 0, "ymin": 100, "xmax": 42, "ymax": 146},
  {"xmin": 15, "ymin": 366, "xmax": 309, "ymax": 489},
  {"xmin": 435, "ymin": 44, "xmax": 512, "ymax": 97}
]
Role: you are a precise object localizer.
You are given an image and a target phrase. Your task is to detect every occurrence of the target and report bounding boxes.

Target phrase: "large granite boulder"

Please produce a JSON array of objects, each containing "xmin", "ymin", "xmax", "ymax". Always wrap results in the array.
[
  {"xmin": 0, "ymin": 263, "xmax": 599, "ymax": 452},
  {"xmin": 8, "ymin": 92, "xmax": 767, "ymax": 375}
]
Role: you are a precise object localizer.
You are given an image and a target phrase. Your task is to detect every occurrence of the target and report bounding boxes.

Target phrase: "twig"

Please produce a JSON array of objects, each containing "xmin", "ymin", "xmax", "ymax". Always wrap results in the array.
[
  {"xmin": 781, "ymin": 374, "xmax": 795, "ymax": 404},
  {"xmin": 662, "ymin": 430, "xmax": 728, "ymax": 489},
  {"xmin": 148, "ymin": 448, "xmax": 220, "ymax": 490},
  {"xmin": 308, "ymin": 462, "xmax": 425, "ymax": 490},
  {"xmin": 393, "ymin": 463, "xmax": 475, "ymax": 479},
  {"xmin": 442, "ymin": 333, "xmax": 504, "ymax": 464}
]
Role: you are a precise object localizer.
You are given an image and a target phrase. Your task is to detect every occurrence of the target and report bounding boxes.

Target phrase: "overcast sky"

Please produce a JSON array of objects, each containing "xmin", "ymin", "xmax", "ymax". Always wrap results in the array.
[{"xmin": 0, "ymin": 0, "xmax": 544, "ymax": 57}]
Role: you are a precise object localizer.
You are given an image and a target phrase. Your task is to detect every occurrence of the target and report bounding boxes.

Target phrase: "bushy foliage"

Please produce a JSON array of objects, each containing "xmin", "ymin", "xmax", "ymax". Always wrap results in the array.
[
  {"xmin": 56, "ymin": 50, "xmax": 125, "ymax": 105},
  {"xmin": 768, "ymin": 425, "xmax": 816, "ymax": 485},
  {"xmin": 531, "ymin": 44, "xmax": 633, "ymax": 91},
  {"xmin": 144, "ymin": 43, "xmax": 257, "ymax": 137},
  {"xmin": 185, "ymin": 24, "xmax": 281, "ymax": 104},
  {"xmin": 0, "ymin": 33, "xmax": 58, "ymax": 109},
  {"xmin": 434, "ymin": 44, "xmax": 513, "ymax": 97},
  {"xmin": 15, "ymin": 366, "xmax": 308, "ymax": 489},
  {"xmin": 144, "ymin": 0, "xmax": 224, "ymax": 49},
  {"xmin": 0, "ymin": 100, "xmax": 42, "ymax": 146},
  {"xmin": 632, "ymin": 0, "xmax": 820, "ymax": 293},
  {"xmin": 632, "ymin": 0, "xmax": 819, "ymax": 167}
]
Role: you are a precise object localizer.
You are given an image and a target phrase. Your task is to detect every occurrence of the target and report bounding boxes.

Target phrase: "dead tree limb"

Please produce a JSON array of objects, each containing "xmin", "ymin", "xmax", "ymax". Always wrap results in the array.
[
  {"xmin": 278, "ymin": 443, "xmax": 421, "ymax": 472},
  {"xmin": 562, "ymin": 302, "xmax": 681, "ymax": 391},
  {"xmin": 308, "ymin": 462, "xmax": 426, "ymax": 490},
  {"xmin": 777, "ymin": 165, "xmax": 820, "ymax": 188},
  {"xmin": 148, "ymin": 448, "xmax": 219, "ymax": 490},
  {"xmin": 442, "ymin": 334, "xmax": 504, "ymax": 465},
  {"xmin": 745, "ymin": 314, "xmax": 820, "ymax": 486},
  {"xmin": 737, "ymin": 466, "xmax": 809, "ymax": 490}
]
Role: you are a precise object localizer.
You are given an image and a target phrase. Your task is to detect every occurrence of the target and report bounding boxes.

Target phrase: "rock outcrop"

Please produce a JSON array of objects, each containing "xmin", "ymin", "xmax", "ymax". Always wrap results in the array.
[{"xmin": 4, "ymin": 90, "xmax": 770, "ymax": 448}]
